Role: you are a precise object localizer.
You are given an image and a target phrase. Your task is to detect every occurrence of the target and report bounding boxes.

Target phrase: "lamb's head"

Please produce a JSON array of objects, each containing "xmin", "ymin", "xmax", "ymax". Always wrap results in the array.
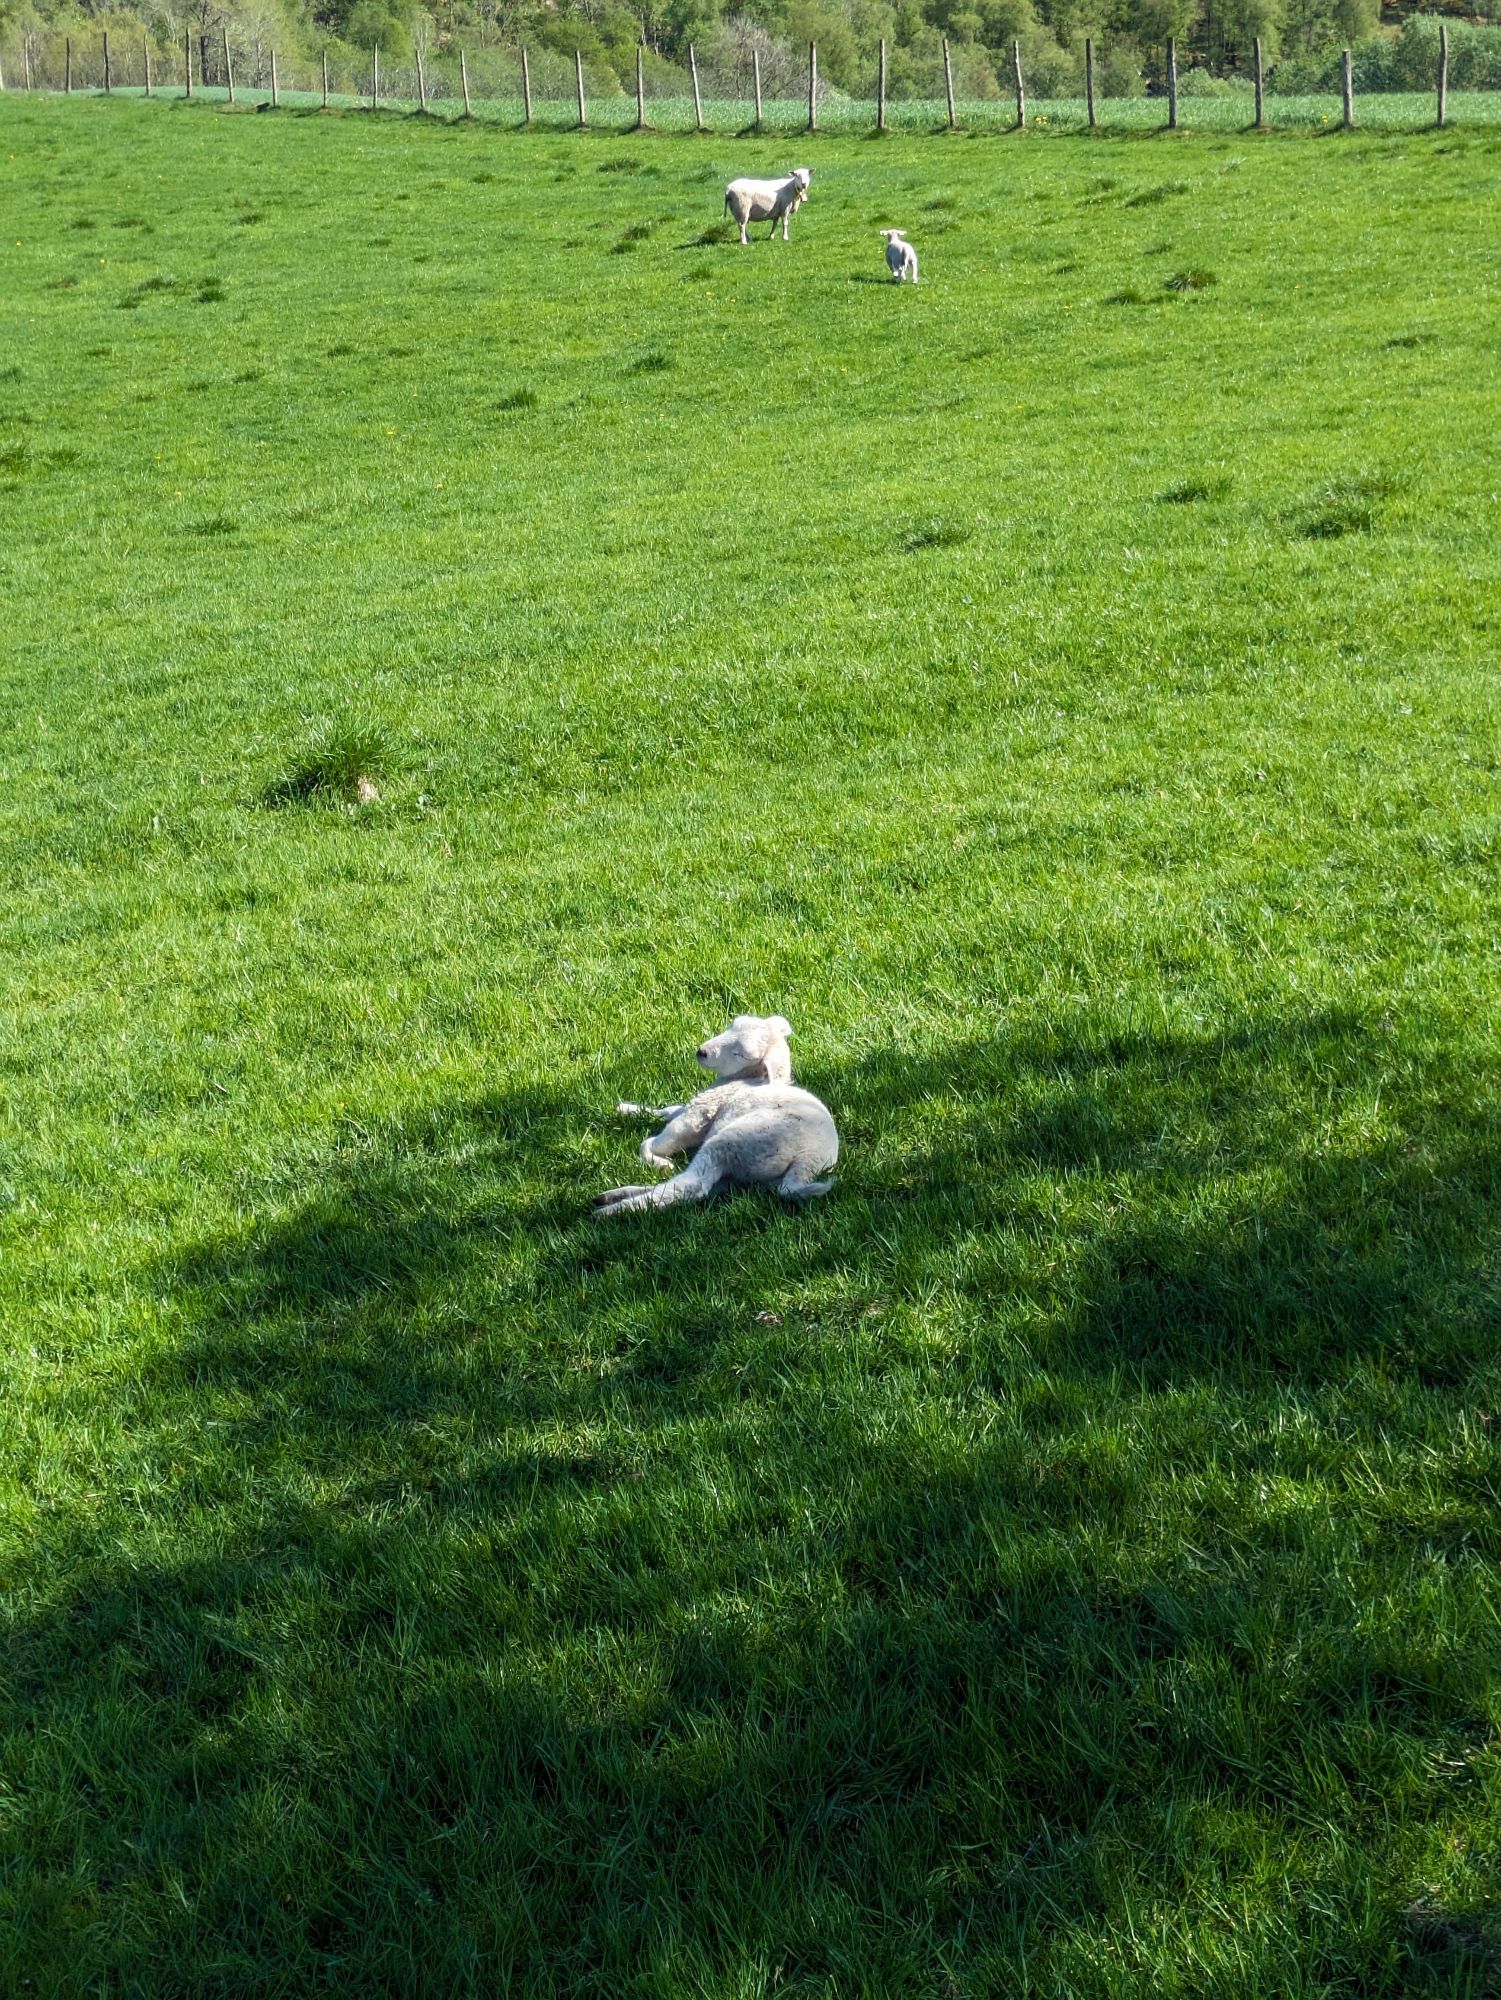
[
  {"xmin": 790, "ymin": 167, "xmax": 812, "ymax": 192},
  {"xmin": 697, "ymin": 1014, "xmax": 793, "ymax": 1083}
]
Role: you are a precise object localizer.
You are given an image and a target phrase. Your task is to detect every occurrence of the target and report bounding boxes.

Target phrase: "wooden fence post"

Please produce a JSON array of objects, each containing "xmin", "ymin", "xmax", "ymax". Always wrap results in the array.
[
  {"xmin": 1437, "ymin": 22, "xmax": 1448, "ymax": 127},
  {"xmin": 183, "ymin": 28, "xmax": 191, "ymax": 96},
  {"xmin": 460, "ymin": 48, "xmax": 470, "ymax": 116},
  {"xmin": 370, "ymin": 43, "xmax": 378, "ymax": 110},
  {"xmin": 1085, "ymin": 36, "xmax": 1095, "ymax": 127},
  {"xmin": 270, "ymin": 47, "xmax": 278, "ymax": 105},
  {"xmin": 808, "ymin": 41, "xmax": 817, "ymax": 131},
  {"xmin": 223, "ymin": 26, "xmax": 234, "ymax": 101},
  {"xmin": 25, "ymin": 40, "xmax": 33, "ymax": 88},
  {"xmin": 144, "ymin": 40, "xmax": 152, "ymax": 95},
  {"xmin": 575, "ymin": 48, "xmax": 587, "ymax": 125},
  {"xmin": 1341, "ymin": 45, "xmax": 1353, "ymax": 127},
  {"xmin": 634, "ymin": 41, "xmax": 647, "ymax": 128},
  {"xmin": 1253, "ymin": 35, "xmax": 1263, "ymax": 127},
  {"xmin": 65, "ymin": 36, "xmax": 72, "ymax": 92},
  {"xmin": 943, "ymin": 36, "xmax": 956, "ymax": 127},
  {"xmin": 689, "ymin": 43, "xmax": 704, "ymax": 130},
  {"xmin": 0, "ymin": 56, "xmax": 5, "ymax": 90},
  {"xmin": 521, "ymin": 45, "xmax": 532, "ymax": 123},
  {"xmin": 877, "ymin": 37, "xmax": 887, "ymax": 130},
  {"xmin": 415, "ymin": 41, "xmax": 426, "ymax": 111},
  {"xmin": 752, "ymin": 48, "xmax": 762, "ymax": 130},
  {"xmin": 322, "ymin": 48, "xmax": 329, "ymax": 107},
  {"xmin": 1012, "ymin": 39, "xmax": 1024, "ymax": 127},
  {"xmin": 1166, "ymin": 35, "xmax": 1177, "ymax": 126},
  {"xmin": 103, "ymin": 31, "xmax": 111, "ymax": 91}
]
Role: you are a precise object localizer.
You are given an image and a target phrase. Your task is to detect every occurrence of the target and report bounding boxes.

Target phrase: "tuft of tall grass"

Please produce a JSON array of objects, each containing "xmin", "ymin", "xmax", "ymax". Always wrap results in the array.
[{"xmin": 263, "ymin": 719, "xmax": 392, "ymax": 807}]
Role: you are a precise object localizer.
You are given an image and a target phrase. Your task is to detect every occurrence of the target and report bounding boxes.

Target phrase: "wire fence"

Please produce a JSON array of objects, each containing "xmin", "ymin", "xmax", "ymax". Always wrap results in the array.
[{"xmin": 2, "ymin": 32, "xmax": 1495, "ymax": 134}]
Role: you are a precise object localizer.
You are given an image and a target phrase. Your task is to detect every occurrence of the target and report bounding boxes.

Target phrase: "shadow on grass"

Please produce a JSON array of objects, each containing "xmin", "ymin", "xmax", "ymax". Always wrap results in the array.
[{"xmin": 6, "ymin": 1014, "xmax": 1501, "ymax": 1994}]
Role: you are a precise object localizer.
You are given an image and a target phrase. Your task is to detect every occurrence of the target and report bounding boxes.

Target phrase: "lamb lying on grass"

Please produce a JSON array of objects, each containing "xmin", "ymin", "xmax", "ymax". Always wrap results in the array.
[{"xmin": 596, "ymin": 1013, "xmax": 839, "ymax": 1215}]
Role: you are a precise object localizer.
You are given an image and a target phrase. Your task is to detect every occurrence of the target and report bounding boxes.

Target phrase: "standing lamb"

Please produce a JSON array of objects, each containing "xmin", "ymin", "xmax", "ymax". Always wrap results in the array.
[
  {"xmin": 881, "ymin": 229, "xmax": 919, "ymax": 284},
  {"xmin": 723, "ymin": 168, "xmax": 813, "ymax": 246},
  {"xmin": 596, "ymin": 1013, "xmax": 839, "ymax": 1215}
]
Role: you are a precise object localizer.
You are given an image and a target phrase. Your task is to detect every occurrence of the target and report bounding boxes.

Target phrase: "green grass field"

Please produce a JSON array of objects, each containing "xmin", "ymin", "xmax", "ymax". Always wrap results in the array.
[{"xmin": 3, "ymin": 95, "xmax": 1501, "ymax": 1998}]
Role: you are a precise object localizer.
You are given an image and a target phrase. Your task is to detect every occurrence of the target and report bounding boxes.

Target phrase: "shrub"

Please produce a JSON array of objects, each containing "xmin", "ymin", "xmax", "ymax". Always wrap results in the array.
[{"xmin": 1176, "ymin": 67, "xmax": 1249, "ymax": 95}]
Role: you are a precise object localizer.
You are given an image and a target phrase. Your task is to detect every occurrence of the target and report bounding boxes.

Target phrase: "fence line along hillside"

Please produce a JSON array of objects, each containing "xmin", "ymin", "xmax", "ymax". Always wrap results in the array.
[{"xmin": 1, "ymin": 25, "xmax": 1497, "ymax": 133}]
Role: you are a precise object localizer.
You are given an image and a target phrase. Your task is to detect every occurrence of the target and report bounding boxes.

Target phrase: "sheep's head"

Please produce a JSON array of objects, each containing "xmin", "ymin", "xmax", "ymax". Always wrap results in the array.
[
  {"xmin": 791, "ymin": 167, "xmax": 812, "ymax": 189},
  {"xmin": 697, "ymin": 1014, "xmax": 793, "ymax": 1083}
]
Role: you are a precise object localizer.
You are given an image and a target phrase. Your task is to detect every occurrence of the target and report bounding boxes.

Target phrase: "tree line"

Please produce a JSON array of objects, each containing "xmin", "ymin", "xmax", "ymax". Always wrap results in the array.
[{"xmin": 3, "ymin": 0, "xmax": 1496, "ymax": 105}]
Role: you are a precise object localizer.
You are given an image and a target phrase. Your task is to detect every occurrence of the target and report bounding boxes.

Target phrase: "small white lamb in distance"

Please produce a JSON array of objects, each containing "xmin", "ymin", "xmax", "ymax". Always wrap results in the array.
[
  {"xmin": 881, "ymin": 229, "xmax": 919, "ymax": 284},
  {"xmin": 597, "ymin": 1014, "xmax": 839, "ymax": 1215}
]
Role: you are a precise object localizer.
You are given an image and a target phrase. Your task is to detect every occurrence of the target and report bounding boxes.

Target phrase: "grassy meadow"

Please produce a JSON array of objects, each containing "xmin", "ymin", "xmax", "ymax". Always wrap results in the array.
[{"xmin": 2, "ymin": 94, "xmax": 1501, "ymax": 1997}]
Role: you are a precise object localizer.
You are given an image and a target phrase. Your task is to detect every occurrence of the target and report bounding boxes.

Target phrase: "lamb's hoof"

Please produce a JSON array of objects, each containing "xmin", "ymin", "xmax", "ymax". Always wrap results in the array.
[
  {"xmin": 616, "ymin": 1101, "xmax": 643, "ymax": 1117},
  {"xmin": 594, "ymin": 1184, "xmax": 651, "ymax": 1211}
]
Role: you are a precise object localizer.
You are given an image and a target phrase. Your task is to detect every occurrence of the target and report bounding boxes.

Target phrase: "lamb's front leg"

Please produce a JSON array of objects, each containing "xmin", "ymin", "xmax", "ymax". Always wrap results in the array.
[
  {"xmin": 617, "ymin": 1101, "xmax": 686, "ymax": 1121},
  {"xmin": 640, "ymin": 1100, "xmax": 714, "ymax": 1170}
]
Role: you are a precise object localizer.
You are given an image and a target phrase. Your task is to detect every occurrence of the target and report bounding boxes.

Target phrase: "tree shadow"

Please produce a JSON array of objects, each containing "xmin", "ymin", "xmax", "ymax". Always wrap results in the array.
[{"xmin": 6, "ymin": 1013, "xmax": 1500, "ymax": 1993}]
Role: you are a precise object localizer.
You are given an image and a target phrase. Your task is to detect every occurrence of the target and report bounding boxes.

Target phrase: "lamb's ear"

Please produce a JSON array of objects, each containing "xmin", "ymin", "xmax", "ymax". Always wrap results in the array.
[{"xmin": 765, "ymin": 1015, "xmax": 792, "ymax": 1039}]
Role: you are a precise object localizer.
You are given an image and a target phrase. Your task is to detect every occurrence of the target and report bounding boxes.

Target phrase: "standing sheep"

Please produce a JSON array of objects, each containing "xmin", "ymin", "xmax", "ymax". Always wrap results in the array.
[{"xmin": 723, "ymin": 168, "xmax": 813, "ymax": 246}]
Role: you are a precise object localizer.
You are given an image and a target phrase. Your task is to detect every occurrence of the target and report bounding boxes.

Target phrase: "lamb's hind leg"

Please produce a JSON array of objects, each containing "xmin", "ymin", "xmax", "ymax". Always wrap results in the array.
[
  {"xmin": 593, "ymin": 1183, "xmax": 656, "ymax": 1210},
  {"xmin": 596, "ymin": 1157, "xmax": 721, "ymax": 1216},
  {"xmin": 778, "ymin": 1168, "xmax": 836, "ymax": 1201}
]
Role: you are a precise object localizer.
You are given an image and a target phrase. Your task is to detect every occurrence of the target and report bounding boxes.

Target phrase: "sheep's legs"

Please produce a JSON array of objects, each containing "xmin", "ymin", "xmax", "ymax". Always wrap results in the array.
[
  {"xmin": 593, "ymin": 1183, "xmax": 655, "ymax": 1209},
  {"xmin": 640, "ymin": 1103, "xmax": 712, "ymax": 1167},
  {"xmin": 616, "ymin": 1101, "xmax": 686, "ymax": 1121},
  {"xmin": 778, "ymin": 1171, "xmax": 836, "ymax": 1200},
  {"xmin": 595, "ymin": 1159, "xmax": 719, "ymax": 1215}
]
